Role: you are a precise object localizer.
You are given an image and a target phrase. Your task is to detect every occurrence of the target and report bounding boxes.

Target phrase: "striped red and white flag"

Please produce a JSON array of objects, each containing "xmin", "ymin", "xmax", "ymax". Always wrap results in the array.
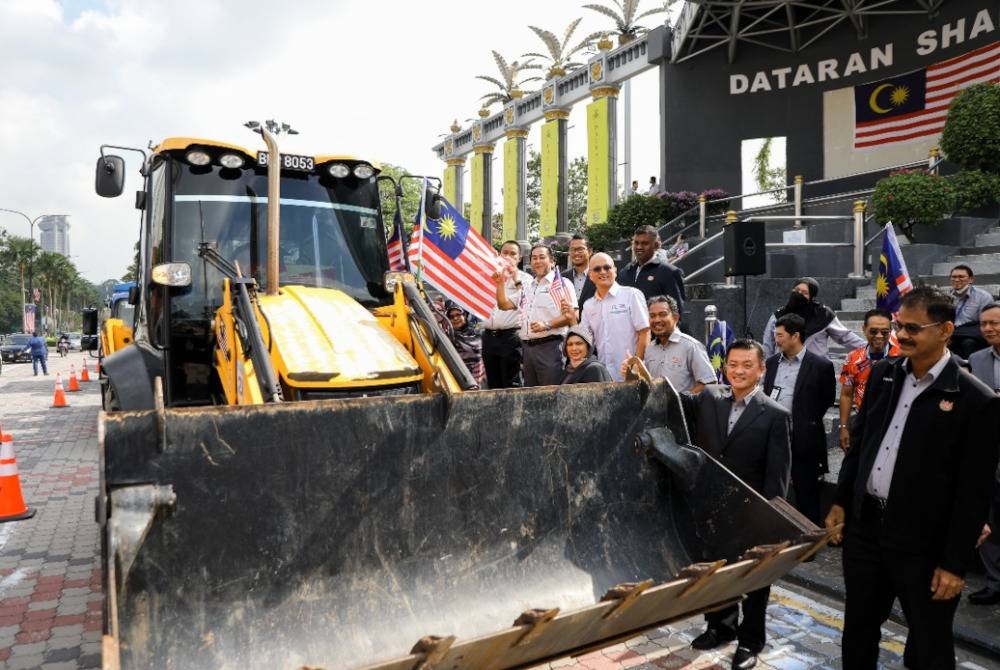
[
  {"xmin": 548, "ymin": 267, "xmax": 570, "ymax": 308},
  {"xmin": 407, "ymin": 199, "xmax": 498, "ymax": 321},
  {"xmin": 854, "ymin": 41, "xmax": 999, "ymax": 149}
]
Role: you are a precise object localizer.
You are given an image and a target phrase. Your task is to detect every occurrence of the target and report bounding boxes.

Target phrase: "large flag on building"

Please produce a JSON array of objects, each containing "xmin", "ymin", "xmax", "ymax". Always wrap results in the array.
[
  {"xmin": 707, "ymin": 319, "xmax": 734, "ymax": 384},
  {"xmin": 854, "ymin": 40, "xmax": 999, "ymax": 149},
  {"xmin": 408, "ymin": 197, "xmax": 499, "ymax": 320},
  {"xmin": 386, "ymin": 207, "xmax": 408, "ymax": 271},
  {"xmin": 876, "ymin": 223, "xmax": 913, "ymax": 313}
]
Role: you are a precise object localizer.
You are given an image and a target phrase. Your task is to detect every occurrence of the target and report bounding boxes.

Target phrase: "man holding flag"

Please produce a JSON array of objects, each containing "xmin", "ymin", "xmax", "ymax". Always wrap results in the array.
[{"xmin": 495, "ymin": 244, "xmax": 576, "ymax": 387}]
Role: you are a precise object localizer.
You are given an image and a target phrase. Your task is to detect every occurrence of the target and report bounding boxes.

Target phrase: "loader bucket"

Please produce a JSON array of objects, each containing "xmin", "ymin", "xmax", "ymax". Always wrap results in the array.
[{"xmin": 99, "ymin": 381, "xmax": 826, "ymax": 670}]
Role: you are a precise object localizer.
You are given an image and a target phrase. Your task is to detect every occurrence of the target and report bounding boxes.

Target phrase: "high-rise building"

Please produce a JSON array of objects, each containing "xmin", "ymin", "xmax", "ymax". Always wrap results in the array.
[{"xmin": 37, "ymin": 215, "xmax": 70, "ymax": 256}]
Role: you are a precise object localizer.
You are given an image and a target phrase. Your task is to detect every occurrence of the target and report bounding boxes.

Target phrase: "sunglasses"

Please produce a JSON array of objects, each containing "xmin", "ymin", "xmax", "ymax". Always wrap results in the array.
[
  {"xmin": 866, "ymin": 328, "xmax": 890, "ymax": 336},
  {"xmin": 891, "ymin": 320, "xmax": 943, "ymax": 335},
  {"xmin": 590, "ymin": 264, "xmax": 614, "ymax": 273}
]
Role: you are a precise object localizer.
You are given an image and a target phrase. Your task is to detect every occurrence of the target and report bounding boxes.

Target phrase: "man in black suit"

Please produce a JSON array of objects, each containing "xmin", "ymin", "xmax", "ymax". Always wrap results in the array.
[
  {"xmin": 682, "ymin": 339, "xmax": 791, "ymax": 670},
  {"xmin": 619, "ymin": 225, "xmax": 686, "ymax": 317},
  {"xmin": 763, "ymin": 313, "xmax": 835, "ymax": 525},
  {"xmin": 826, "ymin": 287, "xmax": 1000, "ymax": 670}
]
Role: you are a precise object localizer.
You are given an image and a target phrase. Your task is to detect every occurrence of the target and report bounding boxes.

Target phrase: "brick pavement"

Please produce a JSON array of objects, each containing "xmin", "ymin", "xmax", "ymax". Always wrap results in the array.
[{"xmin": 0, "ymin": 357, "xmax": 102, "ymax": 669}]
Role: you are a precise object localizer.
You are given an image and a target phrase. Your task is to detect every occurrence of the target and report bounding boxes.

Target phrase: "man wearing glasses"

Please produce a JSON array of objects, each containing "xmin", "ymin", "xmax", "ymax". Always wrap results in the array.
[
  {"xmin": 948, "ymin": 264, "xmax": 992, "ymax": 358},
  {"xmin": 837, "ymin": 308, "xmax": 899, "ymax": 452},
  {"xmin": 964, "ymin": 303, "xmax": 1000, "ymax": 607},
  {"xmin": 826, "ymin": 286, "xmax": 1000, "ymax": 669}
]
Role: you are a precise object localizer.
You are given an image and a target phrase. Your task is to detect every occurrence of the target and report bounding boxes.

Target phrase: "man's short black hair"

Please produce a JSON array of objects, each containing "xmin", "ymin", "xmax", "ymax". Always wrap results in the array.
[
  {"xmin": 570, "ymin": 233, "xmax": 589, "ymax": 249},
  {"xmin": 980, "ymin": 302, "xmax": 1000, "ymax": 318},
  {"xmin": 647, "ymin": 295, "xmax": 679, "ymax": 314},
  {"xmin": 775, "ymin": 313, "xmax": 806, "ymax": 339},
  {"xmin": 529, "ymin": 244, "xmax": 553, "ymax": 261},
  {"xmin": 726, "ymin": 338, "xmax": 765, "ymax": 364},
  {"xmin": 863, "ymin": 307, "xmax": 893, "ymax": 326},
  {"xmin": 633, "ymin": 224, "xmax": 660, "ymax": 240},
  {"xmin": 500, "ymin": 240, "xmax": 522, "ymax": 254},
  {"xmin": 899, "ymin": 285, "xmax": 956, "ymax": 323},
  {"xmin": 951, "ymin": 264, "xmax": 974, "ymax": 278}
]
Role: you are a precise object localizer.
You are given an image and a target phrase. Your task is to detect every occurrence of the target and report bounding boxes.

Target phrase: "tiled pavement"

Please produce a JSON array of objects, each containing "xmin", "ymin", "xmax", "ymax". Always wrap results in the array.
[{"xmin": 0, "ymin": 357, "xmax": 102, "ymax": 669}]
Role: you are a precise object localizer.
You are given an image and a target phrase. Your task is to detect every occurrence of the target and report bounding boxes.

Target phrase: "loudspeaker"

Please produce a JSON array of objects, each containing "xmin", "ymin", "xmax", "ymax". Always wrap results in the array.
[{"xmin": 723, "ymin": 220, "xmax": 766, "ymax": 276}]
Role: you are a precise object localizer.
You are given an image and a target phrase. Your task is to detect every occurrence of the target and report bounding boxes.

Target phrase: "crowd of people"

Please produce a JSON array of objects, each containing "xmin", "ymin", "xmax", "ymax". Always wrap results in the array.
[{"xmin": 429, "ymin": 228, "xmax": 1000, "ymax": 670}]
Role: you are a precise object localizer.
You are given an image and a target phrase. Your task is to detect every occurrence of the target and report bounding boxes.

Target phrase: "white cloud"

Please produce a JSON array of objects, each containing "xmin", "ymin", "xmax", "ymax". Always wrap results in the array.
[{"xmin": 0, "ymin": 0, "xmax": 673, "ymax": 283}]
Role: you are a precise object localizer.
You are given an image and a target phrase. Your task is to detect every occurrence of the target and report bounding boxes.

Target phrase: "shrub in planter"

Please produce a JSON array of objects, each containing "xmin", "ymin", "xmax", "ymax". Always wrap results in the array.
[
  {"xmin": 605, "ymin": 195, "xmax": 671, "ymax": 240},
  {"xmin": 700, "ymin": 188, "xmax": 732, "ymax": 214},
  {"xmin": 872, "ymin": 169, "xmax": 955, "ymax": 242},
  {"xmin": 949, "ymin": 170, "xmax": 1000, "ymax": 213},
  {"xmin": 940, "ymin": 83, "xmax": 1000, "ymax": 172}
]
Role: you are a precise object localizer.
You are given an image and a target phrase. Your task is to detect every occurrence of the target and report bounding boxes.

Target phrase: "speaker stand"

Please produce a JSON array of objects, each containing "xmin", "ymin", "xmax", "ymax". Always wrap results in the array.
[{"xmin": 742, "ymin": 275, "xmax": 752, "ymax": 339}]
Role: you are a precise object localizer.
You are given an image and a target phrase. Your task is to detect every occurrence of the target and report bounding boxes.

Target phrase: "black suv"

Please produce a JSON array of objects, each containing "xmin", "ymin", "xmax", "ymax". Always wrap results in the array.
[{"xmin": 1, "ymin": 334, "xmax": 34, "ymax": 363}]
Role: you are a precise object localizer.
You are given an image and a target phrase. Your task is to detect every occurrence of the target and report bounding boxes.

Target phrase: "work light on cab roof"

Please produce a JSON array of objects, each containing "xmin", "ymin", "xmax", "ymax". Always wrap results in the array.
[{"xmin": 185, "ymin": 149, "xmax": 211, "ymax": 166}]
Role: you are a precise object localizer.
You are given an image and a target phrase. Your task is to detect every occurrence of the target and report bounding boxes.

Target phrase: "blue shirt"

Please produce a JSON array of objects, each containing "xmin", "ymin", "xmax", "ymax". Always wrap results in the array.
[{"xmin": 28, "ymin": 336, "xmax": 47, "ymax": 356}]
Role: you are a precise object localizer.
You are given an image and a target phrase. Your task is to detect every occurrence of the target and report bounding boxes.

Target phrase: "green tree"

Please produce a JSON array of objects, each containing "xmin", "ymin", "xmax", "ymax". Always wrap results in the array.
[
  {"xmin": 940, "ymin": 83, "xmax": 1000, "ymax": 173},
  {"xmin": 525, "ymin": 149, "xmax": 590, "ymax": 240},
  {"xmin": 122, "ymin": 240, "xmax": 139, "ymax": 281},
  {"xmin": 376, "ymin": 163, "xmax": 425, "ymax": 240},
  {"xmin": 753, "ymin": 137, "xmax": 787, "ymax": 202}
]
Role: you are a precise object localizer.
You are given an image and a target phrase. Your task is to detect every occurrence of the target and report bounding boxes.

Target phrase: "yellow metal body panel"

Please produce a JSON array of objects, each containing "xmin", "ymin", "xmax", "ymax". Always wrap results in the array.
[
  {"xmin": 540, "ymin": 120, "xmax": 560, "ymax": 238},
  {"xmin": 503, "ymin": 139, "xmax": 520, "ymax": 241},
  {"xmin": 213, "ymin": 279, "xmax": 263, "ymax": 405},
  {"xmin": 151, "ymin": 137, "xmax": 380, "ymax": 170},
  {"xmin": 100, "ymin": 319, "xmax": 133, "ymax": 358},
  {"xmin": 258, "ymin": 285, "xmax": 422, "ymax": 390},
  {"xmin": 587, "ymin": 98, "xmax": 611, "ymax": 226}
]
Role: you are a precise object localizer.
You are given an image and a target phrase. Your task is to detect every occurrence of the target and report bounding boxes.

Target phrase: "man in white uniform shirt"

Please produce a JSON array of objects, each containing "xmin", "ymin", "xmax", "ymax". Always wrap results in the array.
[
  {"xmin": 641, "ymin": 295, "xmax": 715, "ymax": 392},
  {"xmin": 482, "ymin": 240, "xmax": 532, "ymax": 388},
  {"xmin": 494, "ymin": 244, "xmax": 576, "ymax": 387},
  {"xmin": 576, "ymin": 253, "xmax": 649, "ymax": 382}
]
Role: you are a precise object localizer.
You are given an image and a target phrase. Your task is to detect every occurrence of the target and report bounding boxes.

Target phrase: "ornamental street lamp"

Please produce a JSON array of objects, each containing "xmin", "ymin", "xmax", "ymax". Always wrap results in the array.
[{"xmin": 0, "ymin": 208, "xmax": 68, "ymax": 333}]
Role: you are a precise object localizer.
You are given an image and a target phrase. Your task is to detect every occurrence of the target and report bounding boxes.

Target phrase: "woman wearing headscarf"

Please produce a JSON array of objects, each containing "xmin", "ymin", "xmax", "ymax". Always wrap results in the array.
[
  {"xmin": 560, "ymin": 326, "xmax": 612, "ymax": 384},
  {"xmin": 761, "ymin": 277, "xmax": 865, "ymax": 359},
  {"xmin": 445, "ymin": 304, "xmax": 486, "ymax": 387}
]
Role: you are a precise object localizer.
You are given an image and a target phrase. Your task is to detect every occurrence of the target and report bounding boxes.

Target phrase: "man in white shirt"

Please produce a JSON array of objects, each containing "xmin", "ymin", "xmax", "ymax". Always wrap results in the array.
[
  {"xmin": 494, "ymin": 244, "xmax": 576, "ymax": 387},
  {"xmin": 640, "ymin": 295, "xmax": 715, "ymax": 393},
  {"xmin": 482, "ymin": 241, "xmax": 532, "ymax": 388},
  {"xmin": 576, "ymin": 253, "xmax": 649, "ymax": 382},
  {"xmin": 948, "ymin": 264, "xmax": 992, "ymax": 358}
]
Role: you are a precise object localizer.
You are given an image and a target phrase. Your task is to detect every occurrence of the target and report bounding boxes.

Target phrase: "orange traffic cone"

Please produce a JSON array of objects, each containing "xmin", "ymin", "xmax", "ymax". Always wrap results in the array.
[
  {"xmin": 52, "ymin": 373, "xmax": 69, "ymax": 408},
  {"xmin": 80, "ymin": 358, "xmax": 91, "ymax": 382},
  {"xmin": 0, "ymin": 420, "xmax": 9, "ymax": 441},
  {"xmin": 67, "ymin": 365, "xmax": 81, "ymax": 392},
  {"xmin": 95, "ymin": 359, "xmax": 101, "ymax": 375},
  {"xmin": 0, "ymin": 433, "xmax": 35, "ymax": 522}
]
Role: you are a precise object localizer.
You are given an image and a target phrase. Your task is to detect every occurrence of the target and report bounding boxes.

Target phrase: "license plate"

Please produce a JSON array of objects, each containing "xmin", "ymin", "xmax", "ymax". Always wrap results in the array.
[{"xmin": 256, "ymin": 151, "xmax": 315, "ymax": 172}]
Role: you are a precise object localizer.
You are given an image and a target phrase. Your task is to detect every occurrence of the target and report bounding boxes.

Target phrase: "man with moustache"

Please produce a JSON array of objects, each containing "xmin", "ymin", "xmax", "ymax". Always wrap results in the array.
[
  {"xmin": 826, "ymin": 287, "xmax": 1000, "ymax": 669},
  {"xmin": 838, "ymin": 308, "xmax": 899, "ymax": 452},
  {"xmin": 619, "ymin": 225, "xmax": 686, "ymax": 317},
  {"xmin": 482, "ymin": 240, "xmax": 532, "ymax": 389},
  {"xmin": 681, "ymin": 339, "xmax": 791, "ymax": 670},
  {"xmin": 637, "ymin": 295, "xmax": 715, "ymax": 393},
  {"xmin": 563, "ymin": 234, "xmax": 596, "ymax": 311}
]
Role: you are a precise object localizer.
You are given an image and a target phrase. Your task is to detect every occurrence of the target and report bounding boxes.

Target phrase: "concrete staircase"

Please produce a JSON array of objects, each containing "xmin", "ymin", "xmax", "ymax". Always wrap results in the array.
[{"xmin": 835, "ymin": 223, "xmax": 1000, "ymax": 334}]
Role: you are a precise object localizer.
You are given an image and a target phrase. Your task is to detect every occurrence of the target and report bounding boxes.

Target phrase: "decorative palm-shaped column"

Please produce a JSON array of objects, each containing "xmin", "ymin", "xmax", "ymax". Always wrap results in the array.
[
  {"xmin": 587, "ymin": 57, "xmax": 620, "ymax": 227},
  {"xmin": 443, "ymin": 119, "xmax": 466, "ymax": 208},
  {"xmin": 470, "ymin": 117, "xmax": 495, "ymax": 240}
]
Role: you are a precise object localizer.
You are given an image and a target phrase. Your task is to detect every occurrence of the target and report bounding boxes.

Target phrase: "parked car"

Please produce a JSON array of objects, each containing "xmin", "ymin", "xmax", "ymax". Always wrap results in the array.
[
  {"xmin": 1, "ymin": 334, "xmax": 33, "ymax": 363},
  {"xmin": 63, "ymin": 332, "xmax": 83, "ymax": 351}
]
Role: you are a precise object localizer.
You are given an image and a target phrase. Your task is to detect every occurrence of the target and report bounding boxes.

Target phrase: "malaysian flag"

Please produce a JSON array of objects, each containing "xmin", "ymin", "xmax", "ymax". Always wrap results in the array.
[
  {"xmin": 548, "ymin": 267, "xmax": 570, "ymax": 308},
  {"xmin": 854, "ymin": 41, "xmax": 999, "ymax": 149},
  {"xmin": 23, "ymin": 304, "xmax": 36, "ymax": 334},
  {"xmin": 408, "ymin": 197, "xmax": 499, "ymax": 320},
  {"xmin": 875, "ymin": 223, "xmax": 912, "ymax": 313},
  {"xmin": 386, "ymin": 206, "xmax": 408, "ymax": 271}
]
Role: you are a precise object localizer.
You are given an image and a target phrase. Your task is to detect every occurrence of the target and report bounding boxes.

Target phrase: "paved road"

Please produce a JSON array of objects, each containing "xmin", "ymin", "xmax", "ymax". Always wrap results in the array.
[{"xmin": 0, "ymin": 357, "xmax": 997, "ymax": 669}]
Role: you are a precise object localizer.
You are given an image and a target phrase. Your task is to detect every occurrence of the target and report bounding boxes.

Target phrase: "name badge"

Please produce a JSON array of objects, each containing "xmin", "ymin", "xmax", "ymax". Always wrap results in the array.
[{"xmin": 770, "ymin": 386, "xmax": 782, "ymax": 400}]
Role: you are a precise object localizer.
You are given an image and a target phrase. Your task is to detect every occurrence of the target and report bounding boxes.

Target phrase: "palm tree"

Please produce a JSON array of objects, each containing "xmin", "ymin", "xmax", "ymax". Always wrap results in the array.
[
  {"xmin": 0, "ymin": 235, "xmax": 40, "ymax": 309},
  {"xmin": 583, "ymin": 0, "xmax": 675, "ymax": 46},
  {"xmin": 476, "ymin": 51, "xmax": 544, "ymax": 108},
  {"xmin": 523, "ymin": 19, "xmax": 604, "ymax": 79}
]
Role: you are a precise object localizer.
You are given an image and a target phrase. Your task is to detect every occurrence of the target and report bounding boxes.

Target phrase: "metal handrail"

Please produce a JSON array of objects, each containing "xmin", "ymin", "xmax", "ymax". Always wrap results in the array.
[{"xmin": 685, "ymin": 256, "xmax": 723, "ymax": 281}]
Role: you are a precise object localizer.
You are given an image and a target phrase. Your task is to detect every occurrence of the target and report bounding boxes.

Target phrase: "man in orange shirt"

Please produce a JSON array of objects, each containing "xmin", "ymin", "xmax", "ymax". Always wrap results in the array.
[{"xmin": 838, "ymin": 308, "xmax": 899, "ymax": 451}]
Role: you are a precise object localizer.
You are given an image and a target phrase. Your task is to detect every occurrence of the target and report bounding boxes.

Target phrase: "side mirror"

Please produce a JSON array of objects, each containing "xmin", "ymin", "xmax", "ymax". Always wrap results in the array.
[
  {"xmin": 424, "ymin": 191, "xmax": 443, "ymax": 221},
  {"xmin": 128, "ymin": 285, "xmax": 140, "ymax": 305},
  {"xmin": 96, "ymin": 155, "xmax": 126, "ymax": 198},
  {"xmin": 82, "ymin": 308, "xmax": 98, "ymax": 336}
]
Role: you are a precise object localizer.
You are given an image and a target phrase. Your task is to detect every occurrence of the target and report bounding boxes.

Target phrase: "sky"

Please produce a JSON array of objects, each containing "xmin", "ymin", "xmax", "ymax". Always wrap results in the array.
[{"xmin": 0, "ymin": 0, "xmax": 696, "ymax": 284}]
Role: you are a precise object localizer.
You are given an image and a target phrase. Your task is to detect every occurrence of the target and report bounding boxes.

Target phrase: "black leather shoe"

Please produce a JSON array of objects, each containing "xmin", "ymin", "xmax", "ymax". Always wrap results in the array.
[
  {"xmin": 691, "ymin": 628, "xmax": 736, "ymax": 650},
  {"xmin": 732, "ymin": 646, "xmax": 758, "ymax": 669},
  {"xmin": 968, "ymin": 587, "xmax": 1000, "ymax": 605}
]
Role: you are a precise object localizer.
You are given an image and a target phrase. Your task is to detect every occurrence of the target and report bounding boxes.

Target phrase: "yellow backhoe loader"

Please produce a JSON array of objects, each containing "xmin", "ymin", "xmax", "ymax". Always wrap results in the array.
[{"xmin": 93, "ymin": 123, "xmax": 831, "ymax": 670}]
